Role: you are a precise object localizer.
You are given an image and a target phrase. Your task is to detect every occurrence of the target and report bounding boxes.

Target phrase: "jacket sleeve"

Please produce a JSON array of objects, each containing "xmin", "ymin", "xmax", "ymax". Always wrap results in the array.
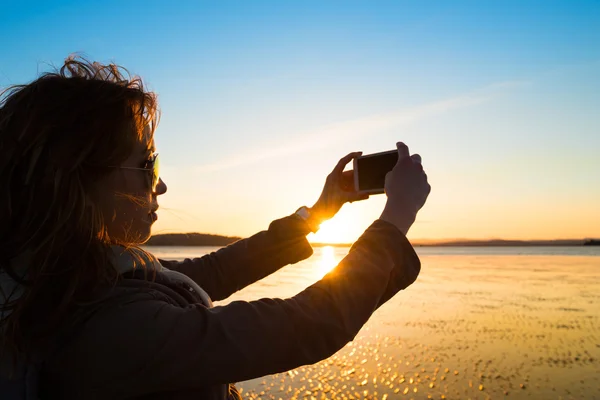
[
  {"xmin": 158, "ymin": 215, "xmax": 314, "ymax": 301},
  {"xmin": 55, "ymin": 220, "xmax": 420, "ymax": 398}
]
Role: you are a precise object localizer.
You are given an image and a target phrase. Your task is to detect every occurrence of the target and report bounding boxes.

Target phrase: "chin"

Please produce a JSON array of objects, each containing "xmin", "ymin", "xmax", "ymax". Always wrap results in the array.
[
  {"xmin": 121, "ymin": 225, "xmax": 153, "ymax": 246},
  {"xmin": 106, "ymin": 215, "xmax": 154, "ymax": 246},
  {"xmin": 133, "ymin": 214, "xmax": 157, "ymax": 243},
  {"xmin": 135, "ymin": 232, "xmax": 152, "ymax": 245},
  {"xmin": 135, "ymin": 227, "xmax": 153, "ymax": 245}
]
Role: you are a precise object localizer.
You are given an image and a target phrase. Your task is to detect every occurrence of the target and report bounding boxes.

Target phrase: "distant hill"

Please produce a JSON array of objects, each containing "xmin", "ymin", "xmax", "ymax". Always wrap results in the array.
[
  {"xmin": 145, "ymin": 233, "xmax": 595, "ymax": 247},
  {"xmin": 145, "ymin": 233, "xmax": 241, "ymax": 246}
]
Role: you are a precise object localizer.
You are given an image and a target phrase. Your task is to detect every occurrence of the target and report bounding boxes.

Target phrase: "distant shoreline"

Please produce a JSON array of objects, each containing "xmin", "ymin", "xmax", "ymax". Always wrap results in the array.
[
  {"xmin": 309, "ymin": 239, "xmax": 598, "ymax": 247},
  {"xmin": 146, "ymin": 233, "xmax": 598, "ymax": 247}
]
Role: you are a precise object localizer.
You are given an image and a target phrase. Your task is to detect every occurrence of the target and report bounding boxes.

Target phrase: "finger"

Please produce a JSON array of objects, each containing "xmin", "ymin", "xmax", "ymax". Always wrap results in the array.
[
  {"xmin": 333, "ymin": 151, "xmax": 362, "ymax": 175},
  {"xmin": 413, "ymin": 157, "xmax": 424, "ymax": 172},
  {"xmin": 341, "ymin": 170, "xmax": 354, "ymax": 189},
  {"xmin": 396, "ymin": 142, "xmax": 410, "ymax": 161},
  {"xmin": 347, "ymin": 192, "xmax": 370, "ymax": 203}
]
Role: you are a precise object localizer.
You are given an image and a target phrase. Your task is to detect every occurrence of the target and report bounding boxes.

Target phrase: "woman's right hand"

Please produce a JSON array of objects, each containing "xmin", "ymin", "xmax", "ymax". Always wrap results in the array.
[{"xmin": 379, "ymin": 142, "xmax": 431, "ymax": 235}]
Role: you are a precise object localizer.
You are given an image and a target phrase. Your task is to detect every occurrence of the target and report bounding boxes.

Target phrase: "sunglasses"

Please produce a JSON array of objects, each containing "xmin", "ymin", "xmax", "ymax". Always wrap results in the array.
[{"xmin": 110, "ymin": 153, "xmax": 160, "ymax": 191}]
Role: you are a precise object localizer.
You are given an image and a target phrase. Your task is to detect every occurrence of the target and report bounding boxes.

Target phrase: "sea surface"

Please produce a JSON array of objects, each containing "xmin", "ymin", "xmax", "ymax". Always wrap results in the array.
[{"xmin": 143, "ymin": 245, "xmax": 600, "ymax": 400}]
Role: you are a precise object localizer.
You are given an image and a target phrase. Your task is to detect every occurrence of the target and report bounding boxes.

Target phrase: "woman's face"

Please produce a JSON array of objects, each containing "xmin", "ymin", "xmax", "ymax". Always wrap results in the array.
[{"xmin": 98, "ymin": 130, "xmax": 167, "ymax": 245}]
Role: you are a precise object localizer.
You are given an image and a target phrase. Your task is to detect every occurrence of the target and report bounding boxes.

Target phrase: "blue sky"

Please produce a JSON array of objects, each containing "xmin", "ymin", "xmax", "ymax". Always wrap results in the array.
[{"xmin": 1, "ymin": 1, "xmax": 599, "ymax": 242}]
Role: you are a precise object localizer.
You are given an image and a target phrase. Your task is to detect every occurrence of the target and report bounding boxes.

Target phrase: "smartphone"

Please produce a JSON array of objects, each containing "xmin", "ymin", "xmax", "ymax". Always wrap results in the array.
[{"xmin": 353, "ymin": 150, "xmax": 398, "ymax": 194}]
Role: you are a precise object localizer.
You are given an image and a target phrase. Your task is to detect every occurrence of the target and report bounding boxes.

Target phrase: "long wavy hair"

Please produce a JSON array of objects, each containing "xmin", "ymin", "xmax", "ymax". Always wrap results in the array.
[{"xmin": 0, "ymin": 55, "xmax": 159, "ymax": 362}]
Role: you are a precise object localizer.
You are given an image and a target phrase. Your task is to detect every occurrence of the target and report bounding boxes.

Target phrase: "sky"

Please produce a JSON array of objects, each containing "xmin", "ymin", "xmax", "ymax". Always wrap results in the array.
[{"xmin": 1, "ymin": 0, "xmax": 599, "ymax": 243}]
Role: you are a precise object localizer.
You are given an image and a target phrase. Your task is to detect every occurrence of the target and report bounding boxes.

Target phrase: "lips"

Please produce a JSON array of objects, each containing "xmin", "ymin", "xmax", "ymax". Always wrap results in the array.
[{"xmin": 149, "ymin": 205, "xmax": 159, "ymax": 222}]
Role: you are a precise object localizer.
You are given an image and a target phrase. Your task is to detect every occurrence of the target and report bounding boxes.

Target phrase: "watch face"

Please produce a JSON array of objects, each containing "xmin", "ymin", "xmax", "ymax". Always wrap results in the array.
[{"xmin": 296, "ymin": 207, "xmax": 310, "ymax": 220}]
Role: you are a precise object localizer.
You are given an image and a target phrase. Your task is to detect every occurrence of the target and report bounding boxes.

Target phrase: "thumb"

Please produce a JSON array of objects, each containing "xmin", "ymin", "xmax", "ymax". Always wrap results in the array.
[{"xmin": 396, "ymin": 142, "xmax": 410, "ymax": 162}]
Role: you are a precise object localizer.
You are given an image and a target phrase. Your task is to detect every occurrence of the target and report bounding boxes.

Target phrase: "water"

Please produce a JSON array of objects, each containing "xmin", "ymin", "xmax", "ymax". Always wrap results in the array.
[{"xmin": 143, "ymin": 245, "xmax": 600, "ymax": 399}]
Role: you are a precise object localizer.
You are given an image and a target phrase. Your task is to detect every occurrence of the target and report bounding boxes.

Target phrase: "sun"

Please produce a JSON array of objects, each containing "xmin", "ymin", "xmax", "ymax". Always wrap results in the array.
[{"xmin": 309, "ymin": 219, "xmax": 352, "ymax": 244}]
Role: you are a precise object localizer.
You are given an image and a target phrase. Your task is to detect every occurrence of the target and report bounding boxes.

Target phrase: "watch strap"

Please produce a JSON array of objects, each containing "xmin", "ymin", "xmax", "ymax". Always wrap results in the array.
[{"xmin": 294, "ymin": 206, "xmax": 320, "ymax": 233}]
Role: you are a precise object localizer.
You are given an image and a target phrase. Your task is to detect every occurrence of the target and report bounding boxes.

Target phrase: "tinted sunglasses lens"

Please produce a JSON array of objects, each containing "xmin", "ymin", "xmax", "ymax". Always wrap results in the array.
[{"xmin": 152, "ymin": 154, "xmax": 160, "ymax": 189}]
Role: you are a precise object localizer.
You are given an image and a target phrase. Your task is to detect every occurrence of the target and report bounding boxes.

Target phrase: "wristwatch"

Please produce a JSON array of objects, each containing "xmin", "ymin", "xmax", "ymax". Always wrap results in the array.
[{"xmin": 294, "ymin": 206, "xmax": 321, "ymax": 233}]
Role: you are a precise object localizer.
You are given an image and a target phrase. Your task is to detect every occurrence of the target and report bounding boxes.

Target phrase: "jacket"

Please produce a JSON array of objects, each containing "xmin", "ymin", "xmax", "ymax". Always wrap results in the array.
[{"xmin": 35, "ymin": 214, "xmax": 421, "ymax": 399}]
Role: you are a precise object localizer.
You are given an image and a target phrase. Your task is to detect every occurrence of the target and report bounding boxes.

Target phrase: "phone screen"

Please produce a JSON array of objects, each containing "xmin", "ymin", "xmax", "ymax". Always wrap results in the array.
[{"xmin": 356, "ymin": 150, "xmax": 398, "ymax": 192}]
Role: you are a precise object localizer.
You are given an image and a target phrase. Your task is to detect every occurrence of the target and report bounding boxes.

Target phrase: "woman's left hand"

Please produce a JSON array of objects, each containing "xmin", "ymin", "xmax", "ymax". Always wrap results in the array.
[{"xmin": 310, "ymin": 152, "xmax": 370, "ymax": 223}]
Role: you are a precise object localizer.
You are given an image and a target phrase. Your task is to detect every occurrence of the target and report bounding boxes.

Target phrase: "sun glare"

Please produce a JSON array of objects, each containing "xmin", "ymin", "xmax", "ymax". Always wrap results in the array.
[
  {"xmin": 310, "ymin": 219, "xmax": 352, "ymax": 244},
  {"xmin": 317, "ymin": 246, "xmax": 338, "ymax": 278}
]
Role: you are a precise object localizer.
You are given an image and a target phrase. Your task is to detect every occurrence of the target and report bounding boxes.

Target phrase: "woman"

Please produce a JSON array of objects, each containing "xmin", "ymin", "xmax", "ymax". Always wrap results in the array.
[{"xmin": 0, "ymin": 56, "xmax": 430, "ymax": 399}]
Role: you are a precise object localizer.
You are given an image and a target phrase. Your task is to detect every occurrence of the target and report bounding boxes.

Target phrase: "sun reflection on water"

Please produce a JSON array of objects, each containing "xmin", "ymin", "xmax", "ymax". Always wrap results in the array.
[{"xmin": 317, "ymin": 246, "xmax": 338, "ymax": 278}]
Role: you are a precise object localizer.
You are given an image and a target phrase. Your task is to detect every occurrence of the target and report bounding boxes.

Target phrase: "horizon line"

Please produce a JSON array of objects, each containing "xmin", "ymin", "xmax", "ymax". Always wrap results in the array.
[{"xmin": 148, "ymin": 232, "xmax": 598, "ymax": 246}]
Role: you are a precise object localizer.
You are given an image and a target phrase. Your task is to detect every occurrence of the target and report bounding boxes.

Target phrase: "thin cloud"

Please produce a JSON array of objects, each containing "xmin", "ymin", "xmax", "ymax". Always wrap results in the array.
[{"xmin": 194, "ymin": 80, "xmax": 528, "ymax": 173}]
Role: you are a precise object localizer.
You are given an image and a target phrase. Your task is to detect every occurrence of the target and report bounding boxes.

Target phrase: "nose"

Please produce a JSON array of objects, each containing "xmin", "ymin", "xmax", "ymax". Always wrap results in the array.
[{"xmin": 155, "ymin": 177, "xmax": 168, "ymax": 195}]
